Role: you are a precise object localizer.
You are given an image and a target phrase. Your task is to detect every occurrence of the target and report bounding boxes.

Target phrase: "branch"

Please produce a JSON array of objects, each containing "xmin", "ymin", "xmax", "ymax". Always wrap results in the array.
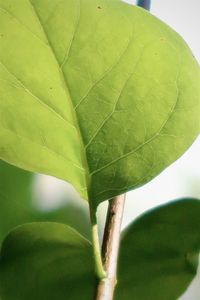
[
  {"xmin": 137, "ymin": 0, "xmax": 151, "ymax": 10},
  {"xmin": 95, "ymin": 194, "xmax": 126, "ymax": 300}
]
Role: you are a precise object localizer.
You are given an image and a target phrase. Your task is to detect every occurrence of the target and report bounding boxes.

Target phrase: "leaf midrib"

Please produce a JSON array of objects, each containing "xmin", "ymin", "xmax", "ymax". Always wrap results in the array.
[
  {"xmin": 28, "ymin": 0, "xmax": 91, "ymax": 190},
  {"xmin": 29, "ymin": 1, "xmax": 181, "ymax": 180},
  {"xmin": 25, "ymin": 1, "xmax": 184, "ymax": 197}
]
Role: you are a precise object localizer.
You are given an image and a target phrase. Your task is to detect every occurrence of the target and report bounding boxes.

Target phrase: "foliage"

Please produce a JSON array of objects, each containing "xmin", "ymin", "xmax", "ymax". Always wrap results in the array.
[
  {"xmin": 1, "ymin": 200, "xmax": 200, "ymax": 300},
  {"xmin": 116, "ymin": 199, "xmax": 200, "ymax": 299},
  {"xmin": 0, "ymin": 0, "xmax": 199, "ymax": 299},
  {"xmin": 0, "ymin": 0, "xmax": 199, "ymax": 207}
]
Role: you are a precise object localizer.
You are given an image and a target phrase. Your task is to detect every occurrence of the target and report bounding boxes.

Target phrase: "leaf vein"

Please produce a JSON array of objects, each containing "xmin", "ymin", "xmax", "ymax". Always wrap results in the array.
[
  {"xmin": 91, "ymin": 77, "xmax": 180, "ymax": 176},
  {"xmin": 0, "ymin": 126, "xmax": 84, "ymax": 171},
  {"xmin": 74, "ymin": 30, "xmax": 134, "ymax": 110},
  {"xmin": 0, "ymin": 61, "xmax": 77, "ymax": 132},
  {"xmin": 28, "ymin": 0, "xmax": 90, "ymax": 183},
  {"xmin": 0, "ymin": 6, "xmax": 48, "ymax": 47},
  {"xmin": 60, "ymin": 0, "xmax": 81, "ymax": 69},
  {"xmin": 85, "ymin": 39, "xmax": 157, "ymax": 149}
]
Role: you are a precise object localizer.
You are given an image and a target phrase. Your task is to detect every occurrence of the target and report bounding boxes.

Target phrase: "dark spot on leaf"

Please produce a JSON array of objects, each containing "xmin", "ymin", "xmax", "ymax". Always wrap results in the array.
[
  {"xmin": 97, "ymin": 6, "xmax": 102, "ymax": 9},
  {"xmin": 50, "ymin": 87, "xmax": 53, "ymax": 90}
]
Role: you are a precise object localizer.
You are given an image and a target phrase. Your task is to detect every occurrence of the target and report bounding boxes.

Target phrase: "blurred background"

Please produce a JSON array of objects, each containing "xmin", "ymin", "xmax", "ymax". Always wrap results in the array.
[{"xmin": 0, "ymin": 0, "xmax": 199, "ymax": 299}]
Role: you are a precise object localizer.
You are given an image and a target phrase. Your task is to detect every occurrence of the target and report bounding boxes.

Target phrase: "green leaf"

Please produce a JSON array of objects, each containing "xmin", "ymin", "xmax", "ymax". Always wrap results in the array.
[
  {"xmin": 116, "ymin": 199, "xmax": 200, "ymax": 300},
  {"xmin": 1, "ymin": 200, "xmax": 200, "ymax": 300},
  {"xmin": 0, "ymin": 1, "xmax": 199, "ymax": 205},
  {"xmin": 0, "ymin": 222, "xmax": 96, "ymax": 300},
  {"xmin": 0, "ymin": 160, "xmax": 91, "ymax": 243}
]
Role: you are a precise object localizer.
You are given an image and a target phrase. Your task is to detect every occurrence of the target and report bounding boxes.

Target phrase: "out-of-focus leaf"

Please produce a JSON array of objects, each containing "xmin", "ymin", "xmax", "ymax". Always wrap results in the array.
[
  {"xmin": 0, "ymin": 222, "xmax": 95, "ymax": 300},
  {"xmin": 0, "ymin": 160, "xmax": 91, "ymax": 243},
  {"xmin": 1, "ymin": 200, "xmax": 200, "ymax": 300},
  {"xmin": 0, "ymin": 1, "xmax": 199, "ymax": 206},
  {"xmin": 116, "ymin": 199, "xmax": 200, "ymax": 300}
]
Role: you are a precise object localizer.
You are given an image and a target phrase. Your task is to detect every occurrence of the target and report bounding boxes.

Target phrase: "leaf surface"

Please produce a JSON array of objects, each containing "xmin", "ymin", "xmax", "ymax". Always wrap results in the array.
[
  {"xmin": 0, "ymin": 0, "xmax": 199, "ymax": 205},
  {"xmin": 116, "ymin": 199, "xmax": 200, "ymax": 300},
  {"xmin": 0, "ymin": 222, "xmax": 95, "ymax": 300}
]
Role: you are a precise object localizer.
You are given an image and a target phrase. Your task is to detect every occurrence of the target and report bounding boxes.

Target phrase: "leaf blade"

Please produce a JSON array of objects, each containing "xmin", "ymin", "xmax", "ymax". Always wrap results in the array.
[
  {"xmin": 116, "ymin": 199, "xmax": 200, "ymax": 300},
  {"xmin": 0, "ymin": 222, "xmax": 96, "ymax": 300},
  {"xmin": 0, "ymin": 0, "xmax": 199, "ymax": 204}
]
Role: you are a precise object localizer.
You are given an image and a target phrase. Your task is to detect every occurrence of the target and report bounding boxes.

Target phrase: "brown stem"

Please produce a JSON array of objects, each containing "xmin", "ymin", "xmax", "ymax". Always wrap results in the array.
[{"xmin": 95, "ymin": 194, "xmax": 126, "ymax": 300}]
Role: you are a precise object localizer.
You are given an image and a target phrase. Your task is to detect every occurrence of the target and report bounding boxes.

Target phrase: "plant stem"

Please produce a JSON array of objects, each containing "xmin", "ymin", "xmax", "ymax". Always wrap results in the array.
[
  {"xmin": 93, "ymin": 0, "xmax": 149, "ymax": 293},
  {"xmin": 95, "ymin": 194, "xmax": 126, "ymax": 300},
  {"xmin": 137, "ymin": 0, "xmax": 151, "ymax": 10},
  {"xmin": 90, "ymin": 205, "xmax": 106, "ymax": 279}
]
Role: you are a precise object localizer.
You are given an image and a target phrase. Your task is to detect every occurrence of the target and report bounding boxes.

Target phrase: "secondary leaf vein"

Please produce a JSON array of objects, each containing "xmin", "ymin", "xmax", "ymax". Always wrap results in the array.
[{"xmin": 91, "ymin": 80, "xmax": 180, "ymax": 176}]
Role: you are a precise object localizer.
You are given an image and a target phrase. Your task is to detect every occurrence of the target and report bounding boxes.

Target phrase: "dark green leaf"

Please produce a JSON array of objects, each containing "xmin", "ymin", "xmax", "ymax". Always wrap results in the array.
[
  {"xmin": 0, "ymin": 222, "xmax": 96, "ymax": 300},
  {"xmin": 116, "ymin": 199, "xmax": 200, "ymax": 300},
  {"xmin": 1, "ymin": 200, "xmax": 200, "ymax": 300}
]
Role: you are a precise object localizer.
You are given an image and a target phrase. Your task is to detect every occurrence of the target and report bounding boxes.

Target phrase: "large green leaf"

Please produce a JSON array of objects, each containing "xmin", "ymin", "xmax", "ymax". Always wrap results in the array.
[
  {"xmin": 0, "ymin": 160, "xmax": 91, "ymax": 242},
  {"xmin": 0, "ymin": 1, "xmax": 199, "ymax": 206},
  {"xmin": 0, "ymin": 223, "xmax": 96, "ymax": 300},
  {"xmin": 116, "ymin": 199, "xmax": 200, "ymax": 300}
]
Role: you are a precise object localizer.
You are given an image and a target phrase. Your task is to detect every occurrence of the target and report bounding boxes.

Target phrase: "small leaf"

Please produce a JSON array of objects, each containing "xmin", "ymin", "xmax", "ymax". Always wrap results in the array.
[
  {"xmin": 116, "ymin": 199, "xmax": 200, "ymax": 300},
  {"xmin": 0, "ymin": 223, "xmax": 96, "ymax": 300},
  {"xmin": 0, "ymin": 1, "xmax": 199, "ymax": 206}
]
